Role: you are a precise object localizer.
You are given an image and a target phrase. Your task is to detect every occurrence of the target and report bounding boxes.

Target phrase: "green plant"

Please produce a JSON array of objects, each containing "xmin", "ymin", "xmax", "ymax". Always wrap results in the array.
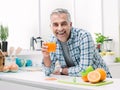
[
  {"xmin": 0, "ymin": 25, "xmax": 9, "ymax": 41},
  {"xmin": 94, "ymin": 33, "xmax": 108, "ymax": 44},
  {"xmin": 115, "ymin": 57, "xmax": 120, "ymax": 62}
]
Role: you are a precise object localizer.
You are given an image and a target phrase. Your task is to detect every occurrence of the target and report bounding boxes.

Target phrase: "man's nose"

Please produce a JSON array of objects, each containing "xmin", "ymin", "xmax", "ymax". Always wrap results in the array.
[{"xmin": 58, "ymin": 25, "xmax": 63, "ymax": 31}]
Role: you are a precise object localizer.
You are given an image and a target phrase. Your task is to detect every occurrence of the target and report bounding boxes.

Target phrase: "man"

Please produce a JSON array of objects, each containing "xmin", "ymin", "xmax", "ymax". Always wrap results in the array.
[{"xmin": 41, "ymin": 8, "xmax": 112, "ymax": 78}]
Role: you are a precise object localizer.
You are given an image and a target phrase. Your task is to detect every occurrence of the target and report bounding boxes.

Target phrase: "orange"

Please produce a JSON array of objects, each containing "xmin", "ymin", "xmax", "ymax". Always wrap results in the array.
[
  {"xmin": 81, "ymin": 75, "xmax": 89, "ymax": 82},
  {"xmin": 96, "ymin": 68, "xmax": 106, "ymax": 81},
  {"xmin": 80, "ymin": 66, "xmax": 94, "ymax": 82},
  {"xmin": 87, "ymin": 70, "xmax": 101, "ymax": 83},
  {"xmin": 87, "ymin": 68, "xmax": 107, "ymax": 83},
  {"xmin": 46, "ymin": 42, "xmax": 56, "ymax": 52}
]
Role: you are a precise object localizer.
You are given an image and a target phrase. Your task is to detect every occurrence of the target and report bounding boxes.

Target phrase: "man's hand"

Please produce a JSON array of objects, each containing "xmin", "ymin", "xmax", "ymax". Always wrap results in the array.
[
  {"xmin": 53, "ymin": 68, "xmax": 61, "ymax": 75},
  {"xmin": 41, "ymin": 42, "xmax": 51, "ymax": 67},
  {"xmin": 41, "ymin": 42, "xmax": 50, "ymax": 57},
  {"xmin": 53, "ymin": 68, "xmax": 68, "ymax": 75}
]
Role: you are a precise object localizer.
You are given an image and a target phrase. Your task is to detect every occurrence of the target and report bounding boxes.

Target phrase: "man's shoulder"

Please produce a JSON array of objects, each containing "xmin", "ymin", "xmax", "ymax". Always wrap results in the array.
[
  {"xmin": 49, "ymin": 35, "xmax": 57, "ymax": 42},
  {"xmin": 72, "ymin": 27, "xmax": 91, "ymax": 36}
]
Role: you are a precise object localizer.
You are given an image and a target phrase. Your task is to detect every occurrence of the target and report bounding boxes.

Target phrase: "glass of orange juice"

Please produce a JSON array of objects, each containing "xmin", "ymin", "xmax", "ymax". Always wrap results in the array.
[{"xmin": 46, "ymin": 42, "xmax": 56, "ymax": 52}]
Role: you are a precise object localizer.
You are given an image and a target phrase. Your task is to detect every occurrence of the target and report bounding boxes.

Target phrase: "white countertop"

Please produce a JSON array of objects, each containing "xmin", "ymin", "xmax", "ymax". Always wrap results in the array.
[
  {"xmin": 107, "ymin": 62, "xmax": 120, "ymax": 66},
  {"xmin": 0, "ymin": 71, "xmax": 120, "ymax": 90}
]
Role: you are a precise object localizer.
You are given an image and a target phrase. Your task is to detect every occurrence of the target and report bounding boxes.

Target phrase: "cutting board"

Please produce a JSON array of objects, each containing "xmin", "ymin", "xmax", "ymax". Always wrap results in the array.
[{"xmin": 58, "ymin": 80, "xmax": 113, "ymax": 86}]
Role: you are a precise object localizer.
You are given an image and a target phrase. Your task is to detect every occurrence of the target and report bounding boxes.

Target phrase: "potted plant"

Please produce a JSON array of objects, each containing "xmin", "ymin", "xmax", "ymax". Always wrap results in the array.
[
  {"xmin": 94, "ymin": 33, "xmax": 108, "ymax": 52},
  {"xmin": 0, "ymin": 25, "xmax": 9, "ymax": 52}
]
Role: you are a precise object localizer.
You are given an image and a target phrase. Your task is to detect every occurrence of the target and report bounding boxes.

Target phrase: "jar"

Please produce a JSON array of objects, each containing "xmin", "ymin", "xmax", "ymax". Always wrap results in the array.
[{"xmin": 104, "ymin": 39, "xmax": 113, "ymax": 52}]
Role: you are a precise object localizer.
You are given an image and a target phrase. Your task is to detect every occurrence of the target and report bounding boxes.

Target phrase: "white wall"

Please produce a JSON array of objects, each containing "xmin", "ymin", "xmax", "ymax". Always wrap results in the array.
[
  {"xmin": 75, "ymin": 0, "xmax": 102, "ymax": 40},
  {"xmin": 0, "ymin": 0, "xmax": 39, "ymax": 49},
  {"xmin": 102, "ymin": 0, "xmax": 120, "ymax": 56}
]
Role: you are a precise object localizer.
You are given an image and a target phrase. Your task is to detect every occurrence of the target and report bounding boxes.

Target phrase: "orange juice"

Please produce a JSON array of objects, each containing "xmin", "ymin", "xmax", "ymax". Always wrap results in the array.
[{"xmin": 46, "ymin": 42, "xmax": 56, "ymax": 52}]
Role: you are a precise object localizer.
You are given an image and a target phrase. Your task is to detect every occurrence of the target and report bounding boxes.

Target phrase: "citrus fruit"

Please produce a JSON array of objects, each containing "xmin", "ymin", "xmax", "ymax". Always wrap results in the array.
[
  {"xmin": 87, "ymin": 68, "xmax": 107, "ymax": 83},
  {"xmin": 81, "ymin": 66, "xmax": 94, "ymax": 82},
  {"xmin": 96, "ymin": 68, "xmax": 106, "ymax": 81},
  {"xmin": 87, "ymin": 70, "xmax": 101, "ymax": 83},
  {"xmin": 81, "ymin": 70, "xmax": 89, "ymax": 82},
  {"xmin": 81, "ymin": 75, "xmax": 89, "ymax": 82}
]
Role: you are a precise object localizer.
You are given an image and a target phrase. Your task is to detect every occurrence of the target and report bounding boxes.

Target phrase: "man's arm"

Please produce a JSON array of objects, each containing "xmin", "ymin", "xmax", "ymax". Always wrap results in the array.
[
  {"xmin": 41, "ymin": 42, "xmax": 51, "ymax": 67},
  {"xmin": 41, "ymin": 42, "xmax": 53, "ymax": 76}
]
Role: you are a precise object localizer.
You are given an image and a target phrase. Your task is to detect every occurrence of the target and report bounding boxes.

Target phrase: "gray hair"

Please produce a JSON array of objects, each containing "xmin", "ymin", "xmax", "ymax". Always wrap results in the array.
[{"xmin": 50, "ymin": 8, "xmax": 71, "ymax": 22}]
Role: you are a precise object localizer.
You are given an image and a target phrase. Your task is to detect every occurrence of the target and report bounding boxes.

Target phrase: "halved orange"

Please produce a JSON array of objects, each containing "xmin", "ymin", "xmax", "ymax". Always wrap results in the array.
[
  {"xmin": 81, "ymin": 75, "xmax": 89, "ymax": 82},
  {"xmin": 81, "ymin": 66, "xmax": 94, "ymax": 82},
  {"xmin": 87, "ymin": 70, "xmax": 101, "ymax": 83},
  {"xmin": 96, "ymin": 68, "xmax": 106, "ymax": 81}
]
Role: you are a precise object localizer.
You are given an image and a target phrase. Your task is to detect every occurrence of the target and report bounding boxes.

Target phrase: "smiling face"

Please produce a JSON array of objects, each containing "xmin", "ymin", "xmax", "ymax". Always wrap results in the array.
[{"xmin": 50, "ymin": 13, "xmax": 72, "ymax": 42}]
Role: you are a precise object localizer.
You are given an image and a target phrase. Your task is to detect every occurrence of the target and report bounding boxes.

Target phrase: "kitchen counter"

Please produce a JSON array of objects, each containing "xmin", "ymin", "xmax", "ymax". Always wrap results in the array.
[
  {"xmin": 107, "ymin": 63, "xmax": 120, "ymax": 78},
  {"xmin": 0, "ymin": 71, "xmax": 120, "ymax": 90}
]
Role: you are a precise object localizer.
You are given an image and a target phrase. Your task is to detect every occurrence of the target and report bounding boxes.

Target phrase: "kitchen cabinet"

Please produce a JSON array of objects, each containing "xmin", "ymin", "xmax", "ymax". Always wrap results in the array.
[{"xmin": 0, "ymin": 80, "xmax": 46, "ymax": 90}]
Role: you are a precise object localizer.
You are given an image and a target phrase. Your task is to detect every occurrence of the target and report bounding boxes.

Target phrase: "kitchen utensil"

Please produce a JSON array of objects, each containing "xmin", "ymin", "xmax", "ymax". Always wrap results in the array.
[
  {"xmin": 10, "ymin": 47, "xmax": 22, "ymax": 64},
  {"xmin": 5, "ymin": 47, "xmax": 15, "ymax": 66},
  {"xmin": 104, "ymin": 39, "xmax": 114, "ymax": 52},
  {"xmin": 9, "ymin": 47, "xmax": 15, "ymax": 56},
  {"xmin": 30, "ymin": 36, "xmax": 43, "ymax": 50},
  {"xmin": 15, "ymin": 47, "xmax": 22, "ymax": 56}
]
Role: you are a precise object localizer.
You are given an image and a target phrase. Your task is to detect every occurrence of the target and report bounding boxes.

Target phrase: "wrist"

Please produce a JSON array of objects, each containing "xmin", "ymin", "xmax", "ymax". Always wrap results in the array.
[
  {"xmin": 43, "ymin": 54, "xmax": 50, "ymax": 58},
  {"xmin": 43, "ymin": 57, "xmax": 51, "ymax": 67},
  {"xmin": 59, "ymin": 68, "xmax": 63, "ymax": 75},
  {"xmin": 62, "ymin": 68, "xmax": 68, "ymax": 75}
]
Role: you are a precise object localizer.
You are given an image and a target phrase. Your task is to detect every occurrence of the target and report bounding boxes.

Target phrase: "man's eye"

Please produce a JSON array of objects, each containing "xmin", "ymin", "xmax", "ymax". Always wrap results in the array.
[
  {"xmin": 53, "ymin": 23, "xmax": 58, "ymax": 27},
  {"xmin": 61, "ymin": 22, "xmax": 67, "ymax": 26},
  {"xmin": 62, "ymin": 23, "xmax": 67, "ymax": 26}
]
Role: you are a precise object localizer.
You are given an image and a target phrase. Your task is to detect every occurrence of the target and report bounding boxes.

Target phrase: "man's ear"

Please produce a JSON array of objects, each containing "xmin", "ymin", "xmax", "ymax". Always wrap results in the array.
[
  {"xmin": 70, "ymin": 22, "xmax": 72, "ymax": 27},
  {"xmin": 49, "ymin": 24, "xmax": 51, "ymax": 27},
  {"xmin": 49, "ymin": 24, "xmax": 52, "ymax": 29}
]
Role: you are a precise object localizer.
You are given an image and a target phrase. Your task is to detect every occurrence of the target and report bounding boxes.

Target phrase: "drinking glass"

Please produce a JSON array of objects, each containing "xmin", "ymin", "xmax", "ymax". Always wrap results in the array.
[{"xmin": 46, "ymin": 42, "xmax": 56, "ymax": 52}]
